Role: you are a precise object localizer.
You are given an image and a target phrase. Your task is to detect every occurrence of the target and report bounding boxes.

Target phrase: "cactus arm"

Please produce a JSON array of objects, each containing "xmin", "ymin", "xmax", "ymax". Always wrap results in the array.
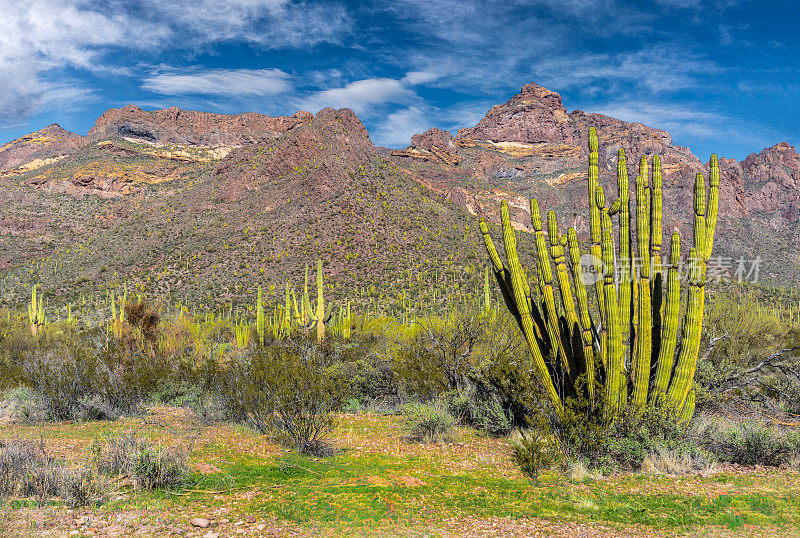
[
  {"xmin": 616, "ymin": 148, "xmax": 634, "ymax": 364},
  {"xmin": 549, "ymin": 211, "xmax": 579, "ymax": 333},
  {"xmin": 496, "ymin": 201, "xmax": 564, "ymax": 416},
  {"xmin": 666, "ymin": 246, "xmax": 705, "ymax": 408},
  {"xmin": 256, "ymin": 286, "xmax": 265, "ymax": 344},
  {"xmin": 632, "ymin": 168, "xmax": 653, "ymax": 409},
  {"xmin": 479, "ymin": 218, "xmax": 520, "ymax": 321},
  {"xmin": 314, "ymin": 259, "xmax": 326, "ymax": 341},
  {"xmin": 706, "ymin": 155, "xmax": 719, "ymax": 261},
  {"xmin": 601, "ymin": 225, "xmax": 623, "ymax": 420},
  {"xmin": 650, "ymin": 156, "xmax": 664, "ymax": 275},
  {"xmin": 532, "ymin": 201, "xmax": 572, "ymax": 379},
  {"xmin": 483, "ymin": 265, "xmax": 492, "ymax": 315},
  {"xmin": 678, "ymin": 389, "xmax": 696, "ymax": 424},
  {"xmin": 567, "ymin": 227, "xmax": 596, "ymax": 401},
  {"xmin": 652, "ymin": 230, "xmax": 681, "ymax": 399},
  {"xmin": 588, "ymin": 128, "xmax": 606, "ymax": 324}
]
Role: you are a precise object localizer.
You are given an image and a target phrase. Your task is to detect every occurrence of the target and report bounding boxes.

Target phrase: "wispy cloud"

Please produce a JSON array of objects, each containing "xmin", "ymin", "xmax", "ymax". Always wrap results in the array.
[
  {"xmin": 0, "ymin": 0, "xmax": 351, "ymax": 122},
  {"xmin": 143, "ymin": 68, "xmax": 293, "ymax": 96},
  {"xmin": 300, "ymin": 77, "xmax": 418, "ymax": 115},
  {"xmin": 592, "ymin": 100, "xmax": 774, "ymax": 153}
]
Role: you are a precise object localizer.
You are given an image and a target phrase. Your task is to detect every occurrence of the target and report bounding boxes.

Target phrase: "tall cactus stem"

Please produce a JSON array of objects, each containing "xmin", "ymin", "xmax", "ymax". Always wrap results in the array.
[{"xmin": 653, "ymin": 230, "xmax": 681, "ymax": 399}]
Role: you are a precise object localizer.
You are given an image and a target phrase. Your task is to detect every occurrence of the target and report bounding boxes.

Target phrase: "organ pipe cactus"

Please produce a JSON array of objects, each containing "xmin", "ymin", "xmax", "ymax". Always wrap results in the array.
[{"xmin": 480, "ymin": 127, "xmax": 719, "ymax": 424}]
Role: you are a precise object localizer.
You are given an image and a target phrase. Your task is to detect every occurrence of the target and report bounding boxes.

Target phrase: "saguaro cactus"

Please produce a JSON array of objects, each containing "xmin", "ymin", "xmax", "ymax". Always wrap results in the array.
[
  {"xmin": 480, "ymin": 127, "xmax": 719, "ymax": 424},
  {"xmin": 28, "ymin": 284, "xmax": 45, "ymax": 336},
  {"xmin": 256, "ymin": 286, "xmax": 265, "ymax": 345},
  {"xmin": 309, "ymin": 260, "xmax": 333, "ymax": 342}
]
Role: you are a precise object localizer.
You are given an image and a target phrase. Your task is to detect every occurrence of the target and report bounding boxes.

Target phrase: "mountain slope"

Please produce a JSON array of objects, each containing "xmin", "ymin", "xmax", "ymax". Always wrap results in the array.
[
  {"xmin": 1, "ymin": 83, "xmax": 799, "ymax": 312},
  {"xmin": 0, "ymin": 107, "xmax": 491, "ymax": 311}
]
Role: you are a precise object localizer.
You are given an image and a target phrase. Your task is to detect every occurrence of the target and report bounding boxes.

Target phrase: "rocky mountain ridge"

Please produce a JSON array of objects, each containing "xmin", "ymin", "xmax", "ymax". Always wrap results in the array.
[{"xmin": 1, "ymin": 82, "xmax": 799, "ymax": 292}]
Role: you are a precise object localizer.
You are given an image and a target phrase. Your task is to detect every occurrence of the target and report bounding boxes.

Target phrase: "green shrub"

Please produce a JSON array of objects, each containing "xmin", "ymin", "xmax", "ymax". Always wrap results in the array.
[
  {"xmin": 536, "ymin": 402, "xmax": 699, "ymax": 473},
  {"xmin": 400, "ymin": 401, "xmax": 455, "ymax": 443},
  {"xmin": 394, "ymin": 310, "xmax": 484, "ymax": 399},
  {"xmin": 473, "ymin": 396, "xmax": 513, "ymax": 436},
  {"xmin": 216, "ymin": 339, "xmax": 350, "ymax": 455},
  {"xmin": 509, "ymin": 428, "xmax": 553, "ymax": 484}
]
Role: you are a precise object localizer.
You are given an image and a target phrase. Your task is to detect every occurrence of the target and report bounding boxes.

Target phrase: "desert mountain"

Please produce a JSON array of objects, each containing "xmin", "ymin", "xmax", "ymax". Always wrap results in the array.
[
  {"xmin": 1, "ymin": 83, "xmax": 799, "ymax": 310},
  {"xmin": 391, "ymin": 83, "xmax": 799, "ymax": 284},
  {"xmin": 0, "ymin": 106, "xmax": 484, "ymax": 310}
]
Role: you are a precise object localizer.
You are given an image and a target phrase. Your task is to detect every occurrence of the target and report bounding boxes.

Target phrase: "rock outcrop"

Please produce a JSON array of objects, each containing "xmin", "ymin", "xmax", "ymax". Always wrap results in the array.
[
  {"xmin": 88, "ymin": 105, "xmax": 313, "ymax": 146},
  {"xmin": 391, "ymin": 127, "xmax": 461, "ymax": 165},
  {"xmin": 0, "ymin": 124, "xmax": 85, "ymax": 172}
]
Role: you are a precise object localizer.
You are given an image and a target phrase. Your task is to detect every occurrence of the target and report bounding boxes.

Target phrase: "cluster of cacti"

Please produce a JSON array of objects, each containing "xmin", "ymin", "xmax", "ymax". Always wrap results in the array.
[
  {"xmin": 27, "ymin": 284, "xmax": 46, "ymax": 336},
  {"xmin": 480, "ymin": 127, "xmax": 718, "ymax": 424},
  {"xmin": 250, "ymin": 260, "xmax": 341, "ymax": 343},
  {"xmin": 330, "ymin": 301, "xmax": 353, "ymax": 338},
  {"xmin": 108, "ymin": 288, "xmax": 127, "ymax": 339}
]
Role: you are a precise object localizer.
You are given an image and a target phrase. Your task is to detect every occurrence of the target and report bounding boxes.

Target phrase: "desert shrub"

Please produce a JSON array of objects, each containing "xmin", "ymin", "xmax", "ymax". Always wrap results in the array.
[
  {"xmin": 400, "ymin": 401, "xmax": 455, "ymax": 443},
  {"xmin": 323, "ymin": 336, "xmax": 400, "ymax": 403},
  {"xmin": 216, "ymin": 339, "xmax": 350, "ymax": 455},
  {"xmin": 97, "ymin": 432, "xmax": 187, "ymax": 490},
  {"xmin": 527, "ymin": 402, "xmax": 699, "ymax": 473},
  {"xmin": 696, "ymin": 292, "xmax": 800, "ymax": 413},
  {"xmin": 509, "ymin": 427, "xmax": 554, "ymax": 484},
  {"xmin": 641, "ymin": 446, "xmax": 716, "ymax": 475},
  {"xmin": 394, "ymin": 309, "xmax": 484, "ymax": 399},
  {"xmin": 440, "ymin": 389, "xmax": 512, "ymax": 435},
  {"xmin": 695, "ymin": 417, "xmax": 800, "ymax": 466},
  {"xmin": 0, "ymin": 386, "xmax": 43, "ymax": 422},
  {"xmin": 468, "ymin": 309, "xmax": 541, "ymax": 426},
  {"xmin": 0, "ymin": 440, "xmax": 102, "ymax": 507},
  {"xmin": 472, "ymin": 396, "xmax": 513, "ymax": 436},
  {"xmin": 22, "ymin": 331, "xmax": 164, "ymax": 421}
]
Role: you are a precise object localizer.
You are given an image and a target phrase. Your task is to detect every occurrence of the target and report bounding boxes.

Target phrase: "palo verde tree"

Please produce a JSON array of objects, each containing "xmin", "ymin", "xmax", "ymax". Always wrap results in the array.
[{"xmin": 479, "ymin": 127, "xmax": 719, "ymax": 425}]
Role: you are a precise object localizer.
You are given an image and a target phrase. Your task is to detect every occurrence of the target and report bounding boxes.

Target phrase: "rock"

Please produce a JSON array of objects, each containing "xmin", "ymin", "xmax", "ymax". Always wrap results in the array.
[
  {"xmin": 189, "ymin": 518, "xmax": 210, "ymax": 528},
  {"xmin": 88, "ymin": 105, "xmax": 312, "ymax": 146},
  {"xmin": 411, "ymin": 127, "xmax": 457, "ymax": 152},
  {"xmin": 214, "ymin": 107, "xmax": 377, "ymax": 201}
]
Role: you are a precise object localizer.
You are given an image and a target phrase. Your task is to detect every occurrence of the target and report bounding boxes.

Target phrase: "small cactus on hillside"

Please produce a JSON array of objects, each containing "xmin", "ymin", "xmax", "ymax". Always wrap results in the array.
[{"xmin": 28, "ymin": 284, "xmax": 46, "ymax": 336}]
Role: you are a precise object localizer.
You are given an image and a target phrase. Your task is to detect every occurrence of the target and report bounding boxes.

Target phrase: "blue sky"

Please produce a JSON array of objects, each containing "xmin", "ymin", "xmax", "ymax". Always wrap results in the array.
[{"xmin": 0, "ymin": 0, "xmax": 797, "ymax": 161}]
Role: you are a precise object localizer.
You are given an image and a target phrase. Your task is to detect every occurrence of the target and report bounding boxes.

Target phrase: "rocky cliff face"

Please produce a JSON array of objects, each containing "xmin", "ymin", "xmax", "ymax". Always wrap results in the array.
[
  {"xmin": 393, "ymin": 83, "xmax": 800, "ymax": 283},
  {"xmin": 88, "ymin": 105, "xmax": 313, "ymax": 146},
  {"xmin": 738, "ymin": 143, "xmax": 800, "ymax": 220}
]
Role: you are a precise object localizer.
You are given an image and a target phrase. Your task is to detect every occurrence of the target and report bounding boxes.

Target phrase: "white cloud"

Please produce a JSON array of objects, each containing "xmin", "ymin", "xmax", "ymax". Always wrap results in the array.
[
  {"xmin": 143, "ymin": 68, "xmax": 293, "ymax": 96},
  {"xmin": 0, "ymin": 0, "xmax": 350, "ymax": 122},
  {"xmin": 371, "ymin": 106, "xmax": 434, "ymax": 148},
  {"xmin": 402, "ymin": 71, "xmax": 441, "ymax": 85},
  {"xmin": 301, "ymin": 78, "xmax": 417, "ymax": 115}
]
